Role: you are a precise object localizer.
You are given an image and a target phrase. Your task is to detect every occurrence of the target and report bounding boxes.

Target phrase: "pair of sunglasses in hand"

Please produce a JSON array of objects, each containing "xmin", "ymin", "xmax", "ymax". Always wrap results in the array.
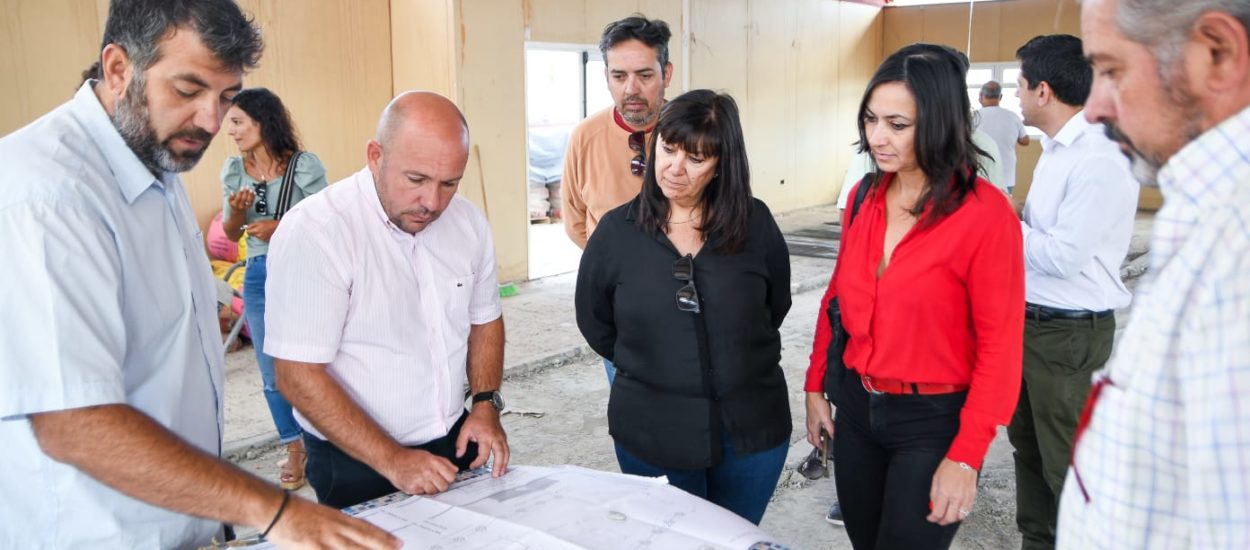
[{"xmin": 798, "ymin": 428, "xmax": 833, "ymax": 480}]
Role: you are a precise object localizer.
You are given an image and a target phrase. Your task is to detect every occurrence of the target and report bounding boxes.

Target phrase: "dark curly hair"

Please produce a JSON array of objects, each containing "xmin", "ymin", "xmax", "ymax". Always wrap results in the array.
[{"xmin": 230, "ymin": 87, "xmax": 301, "ymax": 161}]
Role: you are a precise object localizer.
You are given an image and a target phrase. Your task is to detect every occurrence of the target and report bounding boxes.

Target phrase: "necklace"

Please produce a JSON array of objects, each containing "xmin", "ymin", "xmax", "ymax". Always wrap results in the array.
[{"xmin": 246, "ymin": 155, "xmax": 280, "ymax": 182}]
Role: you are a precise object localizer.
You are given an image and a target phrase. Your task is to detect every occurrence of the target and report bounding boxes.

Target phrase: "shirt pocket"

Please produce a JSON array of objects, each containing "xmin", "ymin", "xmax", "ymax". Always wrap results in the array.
[{"xmin": 444, "ymin": 272, "xmax": 476, "ymax": 328}]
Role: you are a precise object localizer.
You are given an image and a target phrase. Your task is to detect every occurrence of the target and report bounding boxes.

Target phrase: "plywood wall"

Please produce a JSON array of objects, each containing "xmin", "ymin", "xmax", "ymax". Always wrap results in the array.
[
  {"xmin": 689, "ymin": 0, "xmax": 883, "ymax": 212},
  {"xmin": 882, "ymin": 0, "xmax": 1082, "ymax": 63},
  {"xmin": 0, "ymin": 0, "xmax": 106, "ymax": 135},
  {"xmin": 0, "ymin": 0, "xmax": 395, "ymax": 236}
]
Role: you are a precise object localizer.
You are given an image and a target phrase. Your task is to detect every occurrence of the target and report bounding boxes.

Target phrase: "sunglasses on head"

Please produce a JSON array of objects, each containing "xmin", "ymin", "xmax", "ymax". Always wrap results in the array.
[
  {"xmin": 629, "ymin": 131, "xmax": 646, "ymax": 177},
  {"xmin": 252, "ymin": 182, "xmax": 268, "ymax": 215},
  {"xmin": 672, "ymin": 254, "xmax": 700, "ymax": 313}
]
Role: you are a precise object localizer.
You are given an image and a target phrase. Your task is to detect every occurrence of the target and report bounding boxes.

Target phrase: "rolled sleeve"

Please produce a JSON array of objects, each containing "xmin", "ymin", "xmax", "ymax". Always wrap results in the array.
[{"xmin": 0, "ymin": 202, "xmax": 127, "ymax": 419}]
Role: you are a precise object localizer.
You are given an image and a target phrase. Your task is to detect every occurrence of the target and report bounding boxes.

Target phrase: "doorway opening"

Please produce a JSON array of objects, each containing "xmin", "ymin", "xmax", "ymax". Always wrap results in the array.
[{"xmin": 524, "ymin": 43, "xmax": 612, "ymax": 279}]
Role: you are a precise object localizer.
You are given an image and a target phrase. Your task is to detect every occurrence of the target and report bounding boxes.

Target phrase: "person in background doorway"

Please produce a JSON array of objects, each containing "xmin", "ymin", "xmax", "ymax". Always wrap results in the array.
[
  {"xmin": 976, "ymin": 80, "xmax": 1030, "ymax": 195},
  {"xmin": 576, "ymin": 89, "xmax": 792, "ymax": 525},
  {"xmin": 220, "ymin": 87, "xmax": 328, "ymax": 492}
]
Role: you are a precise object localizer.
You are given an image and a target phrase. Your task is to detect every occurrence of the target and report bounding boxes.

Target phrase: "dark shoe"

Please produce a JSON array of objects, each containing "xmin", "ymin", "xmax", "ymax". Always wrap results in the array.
[{"xmin": 825, "ymin": 501, "xmax": 845, "ymax": 526}]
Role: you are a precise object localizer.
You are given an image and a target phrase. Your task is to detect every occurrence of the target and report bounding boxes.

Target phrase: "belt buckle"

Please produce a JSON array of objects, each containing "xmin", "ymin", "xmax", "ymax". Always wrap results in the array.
[{"xmin": 861, "ymin": 375, "xmax": 886, "ymax": 395}]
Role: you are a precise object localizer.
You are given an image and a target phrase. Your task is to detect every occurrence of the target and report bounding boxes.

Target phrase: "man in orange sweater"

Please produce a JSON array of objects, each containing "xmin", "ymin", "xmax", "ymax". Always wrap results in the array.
[{"xmin": 563, "ymin": 14, "xmax": 674, "ymax": 383}]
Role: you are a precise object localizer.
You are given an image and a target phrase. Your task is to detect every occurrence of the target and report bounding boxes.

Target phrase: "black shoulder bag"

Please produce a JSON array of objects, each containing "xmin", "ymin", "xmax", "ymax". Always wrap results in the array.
[
  {"xmin": 271, "ymin": 152, "xmax": 304, "ymax": 220},
  {"xmin": 822, "ymin": 173, "xmax": 872, "ymax": 406}
]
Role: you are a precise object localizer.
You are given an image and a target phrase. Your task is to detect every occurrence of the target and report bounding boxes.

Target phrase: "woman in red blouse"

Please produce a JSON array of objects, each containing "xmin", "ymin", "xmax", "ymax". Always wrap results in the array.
[{"xmin": 804, "ymin": 44, "xmax": 1024, "ymax": 549}]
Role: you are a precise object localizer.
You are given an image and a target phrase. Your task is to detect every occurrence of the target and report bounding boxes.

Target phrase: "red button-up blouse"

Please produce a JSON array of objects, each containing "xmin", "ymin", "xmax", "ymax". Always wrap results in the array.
[{"xmin": 804, "ymin": 173, "xmax": 1024, "ymax": 469}]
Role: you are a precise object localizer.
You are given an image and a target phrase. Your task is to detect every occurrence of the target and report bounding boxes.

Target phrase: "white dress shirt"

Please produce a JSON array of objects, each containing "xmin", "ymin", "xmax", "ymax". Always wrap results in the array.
[
  {"xmin": 265, "ymin": 168, "xmax": 502, "ymax": 446},
  {"xmin": 0, "ymin": 83, "xmax": 224, "ymax": 548},
  {"xmin": 1057, "ymin": 105, "xmax": 1250, "ymax": 549},
  {"xmin": 976, "ymin": 106, "xmax": 1028, "ymax": 190},
  {"xmin": 1021, "ymin": 111, "xmax": 1138, "ymax": 311}
]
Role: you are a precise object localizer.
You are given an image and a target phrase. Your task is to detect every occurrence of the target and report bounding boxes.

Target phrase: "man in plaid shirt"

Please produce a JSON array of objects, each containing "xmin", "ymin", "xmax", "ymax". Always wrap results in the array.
[{"xmin": 1059, "ymin": 1, "xmax": 1250, "ymax": 548}]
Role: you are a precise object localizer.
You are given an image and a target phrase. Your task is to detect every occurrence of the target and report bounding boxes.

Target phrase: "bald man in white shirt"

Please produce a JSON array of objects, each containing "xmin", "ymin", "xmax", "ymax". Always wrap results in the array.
[{"xmin": 267, "ymin": 91, "xmax": 509, "ymax": 509}]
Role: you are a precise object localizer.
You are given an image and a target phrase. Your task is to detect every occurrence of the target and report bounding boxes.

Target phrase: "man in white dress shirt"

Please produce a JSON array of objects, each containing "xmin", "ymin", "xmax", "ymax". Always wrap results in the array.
[
  {"xmin": 1058, "ymin": 1, "xmax": 1250, "ymax": 548},
  {"xmin": 267, "ymin": 91, "xmax": 510, "ymax": 509},
  {"xmin": 1007, "ymin": 34, "xmax": 1139, "ymax": 550},
  {"xmin": 0, "ymin": 1, "xmax": 395, "ymax": 548},
  {"xmin": 976, "ymin": 81, "xmax": 1030, "ymax": 195}
]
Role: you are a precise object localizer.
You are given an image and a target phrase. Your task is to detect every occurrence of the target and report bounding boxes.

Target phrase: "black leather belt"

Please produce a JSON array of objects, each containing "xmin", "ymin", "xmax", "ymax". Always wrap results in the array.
[{"xmin": 1025, "ymin": 302, "xmax": 1114, "ymax": 322}]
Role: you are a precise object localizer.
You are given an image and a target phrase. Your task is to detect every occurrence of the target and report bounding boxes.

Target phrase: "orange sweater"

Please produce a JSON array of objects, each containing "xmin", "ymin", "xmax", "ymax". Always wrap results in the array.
[{"xmin": 561, "ymin": 107, "xmax": 650, "ymax": 248}]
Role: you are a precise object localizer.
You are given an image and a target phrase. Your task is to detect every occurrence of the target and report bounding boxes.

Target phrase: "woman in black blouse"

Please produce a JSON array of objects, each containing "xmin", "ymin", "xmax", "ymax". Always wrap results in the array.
[{"xmin": 575, "ymin": 89, "xmax": 792, "ymax": 525}]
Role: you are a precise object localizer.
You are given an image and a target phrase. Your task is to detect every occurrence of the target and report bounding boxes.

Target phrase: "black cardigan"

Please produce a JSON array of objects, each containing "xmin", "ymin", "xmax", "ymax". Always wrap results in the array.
[{"xmin": 575, "ymin": 196, "xmax": 792, "ymax": 469}]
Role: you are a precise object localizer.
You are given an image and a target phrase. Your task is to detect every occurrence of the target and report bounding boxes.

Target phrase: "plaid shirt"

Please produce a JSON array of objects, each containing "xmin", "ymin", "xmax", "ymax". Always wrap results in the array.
[{"xmin": 1057, "ymin": 105, "xmax": 1250, "ymax": 548}]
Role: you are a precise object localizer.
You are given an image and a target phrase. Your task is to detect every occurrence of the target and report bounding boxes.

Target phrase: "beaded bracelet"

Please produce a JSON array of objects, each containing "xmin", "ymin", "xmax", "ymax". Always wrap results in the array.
[{"xmin": 259, "ymin": 489, "xmax": 291, "ymax": 541}]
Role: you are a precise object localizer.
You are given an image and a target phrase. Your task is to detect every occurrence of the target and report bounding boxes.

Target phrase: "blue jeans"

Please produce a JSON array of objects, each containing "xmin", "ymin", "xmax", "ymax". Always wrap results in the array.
[
  {"xmin": 243, "ymin": 255, "xmax": 302, "ymax": 443},
  {"xmin": 603, "ymin": 357, "xmax": 616, "ymax": 385},
  {"xmin": 614, "ymin": 428, "xmax": 787, "ymax": 525}
]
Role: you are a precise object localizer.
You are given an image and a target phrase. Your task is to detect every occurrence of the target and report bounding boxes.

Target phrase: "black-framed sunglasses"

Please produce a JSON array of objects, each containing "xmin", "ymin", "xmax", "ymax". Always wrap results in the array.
[
  {"xmin": 672, "ymin": 254, "xmax": 700, "ymax": 313},
  {"xmin": 629, "ymin": 131, "xmax": 646, "ymax": 177},
  {"xmin": 252, "ymin": 182, "xmax": 268, "ymax": 215}
]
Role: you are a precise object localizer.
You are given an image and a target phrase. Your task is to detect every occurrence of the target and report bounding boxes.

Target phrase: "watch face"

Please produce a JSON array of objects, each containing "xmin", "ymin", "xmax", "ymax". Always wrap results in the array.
[{"xmin": 490, "ymin": 392, "xmax": 505, "ymax": 411}]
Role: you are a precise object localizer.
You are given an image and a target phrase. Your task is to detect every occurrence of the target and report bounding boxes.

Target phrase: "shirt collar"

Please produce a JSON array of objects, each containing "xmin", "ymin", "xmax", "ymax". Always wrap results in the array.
[
  {"xmin": 1042, "ymin": 110, "xmax": 1093, "ymax": 151},
  {"xmin": 69, "ymin": 81, "xmax": 166, "ymax": 203}
]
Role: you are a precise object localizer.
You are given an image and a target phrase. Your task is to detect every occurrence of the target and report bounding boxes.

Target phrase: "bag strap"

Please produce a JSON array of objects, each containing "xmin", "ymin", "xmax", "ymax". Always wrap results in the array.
[
  {"xmin": 273, "ymin": 152, "xmax": 304, "ymax": 220},
  {"xmin": 847, "ymin": 171, "xmax": 873, "ymax": 230}
]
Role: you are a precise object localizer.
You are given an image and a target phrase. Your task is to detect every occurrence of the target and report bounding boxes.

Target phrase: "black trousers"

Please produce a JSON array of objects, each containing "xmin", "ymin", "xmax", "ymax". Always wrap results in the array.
[
  {"xmin": 303, "ymin": 410, "xmax": 479, "ymax": 509},
  {"xmin": 833, "ymin": 371, "xmax": 967, "ymax": 550}
]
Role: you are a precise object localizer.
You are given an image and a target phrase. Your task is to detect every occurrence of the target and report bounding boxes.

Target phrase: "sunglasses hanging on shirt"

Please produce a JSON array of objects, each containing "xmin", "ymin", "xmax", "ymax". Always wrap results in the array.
[
  {"xmin": 672, "ymin": 254, "xmax": 701, "ymax": 314},
  {"xmin": 629, "ymin": 131, "xmax": 646, "ymax": 177}
]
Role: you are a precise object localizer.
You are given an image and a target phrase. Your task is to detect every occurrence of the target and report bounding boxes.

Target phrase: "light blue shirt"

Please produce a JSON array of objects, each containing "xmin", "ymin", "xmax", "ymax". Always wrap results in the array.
[{"xmin": 0, "ymin": 83, "xmax": 224, "ymax": 547}]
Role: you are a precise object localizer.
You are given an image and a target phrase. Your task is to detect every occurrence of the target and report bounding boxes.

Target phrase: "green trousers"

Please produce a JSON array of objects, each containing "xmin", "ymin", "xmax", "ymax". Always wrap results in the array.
[{"xmin": 1007, "ymin": 313, "xmax": 1115, "ymax": 550}]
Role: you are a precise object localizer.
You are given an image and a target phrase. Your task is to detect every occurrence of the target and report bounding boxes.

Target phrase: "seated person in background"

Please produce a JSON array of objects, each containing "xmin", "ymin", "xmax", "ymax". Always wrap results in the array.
[
  {"xmin": 266, "ymin": 91, "xmax": 509, "ymax": 509},
  {"xmin": 576, "ymin": 89, "xmax": 793, "ymax": 525}
]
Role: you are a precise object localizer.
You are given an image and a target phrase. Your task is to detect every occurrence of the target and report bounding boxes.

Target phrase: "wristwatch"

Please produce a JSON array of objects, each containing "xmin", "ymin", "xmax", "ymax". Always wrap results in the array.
[{"xmin": 471, "ymin": 390, "xmax": 505, "ymax": 412}]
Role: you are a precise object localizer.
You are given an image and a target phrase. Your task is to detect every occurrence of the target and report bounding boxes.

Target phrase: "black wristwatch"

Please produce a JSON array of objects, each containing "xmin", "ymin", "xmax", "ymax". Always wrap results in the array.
[{"xmin": 471, "ymin": 390, "xmax": 505, "ymax": 412}]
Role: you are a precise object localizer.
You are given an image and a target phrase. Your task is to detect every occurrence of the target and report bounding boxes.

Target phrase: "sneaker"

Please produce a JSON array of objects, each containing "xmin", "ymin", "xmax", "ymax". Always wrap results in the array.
[{"xmin": 825, "ymin": 501, "xmax": 845, "ymax": 526}]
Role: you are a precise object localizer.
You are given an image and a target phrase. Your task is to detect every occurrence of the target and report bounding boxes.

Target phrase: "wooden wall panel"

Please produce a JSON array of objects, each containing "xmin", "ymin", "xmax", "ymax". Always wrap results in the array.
[
  {"xmin": 0, "ymin": 0, "xmax": 394, "ymax": 235},
  {"xmin": 691, "ymin": 0, "xmax": 883, "ymax": 212},
  {"xmin": 391, "ymin": 0, "xmax": 456, "ymax": 98},
  {"xmin": 883, "ymin": 0, "xmax": 1081, "ymax": 62},
  {"xmin": 0, "ymin": 0, "xmax": 103, "ymax": 135},
  {"xmin": 455, "ymin": 0, "xmax": 530, "ymax": 281},
  {"xmin": 525, "ymin": 0, "xmax": 682, "ymax": 46}
]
